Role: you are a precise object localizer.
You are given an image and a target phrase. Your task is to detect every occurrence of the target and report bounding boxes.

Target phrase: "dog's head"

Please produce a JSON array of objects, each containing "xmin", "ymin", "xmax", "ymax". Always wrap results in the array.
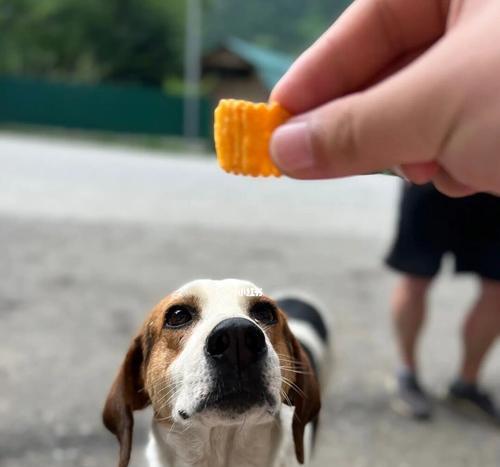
[{"xmin": 103, "ymin": 279, "xmax": 320, "ymax": 467}]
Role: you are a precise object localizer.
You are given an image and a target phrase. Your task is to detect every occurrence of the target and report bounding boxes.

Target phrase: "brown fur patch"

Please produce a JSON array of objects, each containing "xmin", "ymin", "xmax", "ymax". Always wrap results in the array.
[
  {"xmin": 249, "ymin": 296, "xmax": 321, "ymax": 464},
  {"xmin": 142, "ymin": 294, "xmax": 200, "ymax": 421},
  {"xmin": 247, "ymin": 296, "xmax": 298, "ymax": 396}
]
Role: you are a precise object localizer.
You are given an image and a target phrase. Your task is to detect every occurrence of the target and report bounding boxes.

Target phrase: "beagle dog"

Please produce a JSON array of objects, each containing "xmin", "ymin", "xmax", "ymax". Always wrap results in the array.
[{"xmin": 103, "ymin": 279, "xmax": 330, "ymax": 467}]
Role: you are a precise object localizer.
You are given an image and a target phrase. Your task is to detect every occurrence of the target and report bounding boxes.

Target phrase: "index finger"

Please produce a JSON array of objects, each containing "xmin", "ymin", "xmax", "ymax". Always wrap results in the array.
[{"xmin": 270, "ymin": 0, "xmax": 447, "ymax": 114}]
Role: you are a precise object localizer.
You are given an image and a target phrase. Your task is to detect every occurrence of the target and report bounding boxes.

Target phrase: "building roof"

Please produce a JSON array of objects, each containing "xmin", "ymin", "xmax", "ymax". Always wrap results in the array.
[{"xmin": 205, "ymin": 37, "xmax": 294, "ymax": 91}]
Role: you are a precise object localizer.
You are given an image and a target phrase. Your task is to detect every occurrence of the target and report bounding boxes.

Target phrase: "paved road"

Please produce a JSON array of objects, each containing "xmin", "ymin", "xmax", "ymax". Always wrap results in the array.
[{"xmin": 1, "ymin": 134, "xmax": 499, "ymax": 467}]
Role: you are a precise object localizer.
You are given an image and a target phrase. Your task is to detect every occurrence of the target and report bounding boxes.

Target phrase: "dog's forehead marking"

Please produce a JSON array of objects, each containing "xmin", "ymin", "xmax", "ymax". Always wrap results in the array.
[{"xmin": 173, "ymin": 279, "xmax": 261, "ymax": 318}]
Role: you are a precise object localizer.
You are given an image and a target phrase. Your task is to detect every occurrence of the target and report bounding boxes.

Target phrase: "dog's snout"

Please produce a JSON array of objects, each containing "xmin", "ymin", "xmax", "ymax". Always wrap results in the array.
[{"xmin": 205, "ymin": 318, "xmax": 267, "ymax": 368}]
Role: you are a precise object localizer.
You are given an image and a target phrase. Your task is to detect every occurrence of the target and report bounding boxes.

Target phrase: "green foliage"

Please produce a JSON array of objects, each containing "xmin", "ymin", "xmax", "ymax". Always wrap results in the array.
[{"xmin": 0, "ymin": 0, "xmax": 184, "ymax": 86}]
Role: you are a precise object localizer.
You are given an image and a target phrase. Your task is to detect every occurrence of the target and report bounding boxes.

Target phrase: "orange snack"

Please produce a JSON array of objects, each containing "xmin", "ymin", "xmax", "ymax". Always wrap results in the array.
[{"xmin": 214, "ymin": 99, "xmax": 290, "ymax": 177}]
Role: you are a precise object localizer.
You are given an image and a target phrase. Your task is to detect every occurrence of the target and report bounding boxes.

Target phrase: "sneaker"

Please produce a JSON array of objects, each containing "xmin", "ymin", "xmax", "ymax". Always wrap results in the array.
[
  {"xmin": 392, "ymin": 370, "xmax": 433, "ymax": 420},
  {"xmin": 448, "ymin": 380, "xmax": 500, "ymax": 424}
]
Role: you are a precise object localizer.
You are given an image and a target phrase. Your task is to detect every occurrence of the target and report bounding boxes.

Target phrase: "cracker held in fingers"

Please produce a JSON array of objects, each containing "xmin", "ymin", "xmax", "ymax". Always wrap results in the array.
[{"xmin": 214, "ymin": 99, "xmax": 290, "ymax": 177}]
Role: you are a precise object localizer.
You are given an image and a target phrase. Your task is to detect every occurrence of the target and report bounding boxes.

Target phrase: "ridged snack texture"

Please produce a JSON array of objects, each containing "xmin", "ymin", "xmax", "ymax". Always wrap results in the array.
[{"xmin": 214, "ymin": 99, "xmax": 290, "ymax": 177}]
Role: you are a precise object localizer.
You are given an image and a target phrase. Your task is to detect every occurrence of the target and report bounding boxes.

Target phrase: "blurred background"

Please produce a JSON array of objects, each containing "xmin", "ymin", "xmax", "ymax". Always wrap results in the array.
[
  {"xmin": 0, "ymin": 0, "xmax": 351, "ymax": 144},
  {"xmin": 1, "ymin": 1, "xmax": 499, "ymax": 466}
]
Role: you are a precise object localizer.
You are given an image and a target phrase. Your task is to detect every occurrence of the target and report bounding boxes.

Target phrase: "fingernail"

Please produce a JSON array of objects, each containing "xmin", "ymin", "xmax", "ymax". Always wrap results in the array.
[{"xmin": 270, "ymin": 121, "xmax": 314, "ymax": 172}]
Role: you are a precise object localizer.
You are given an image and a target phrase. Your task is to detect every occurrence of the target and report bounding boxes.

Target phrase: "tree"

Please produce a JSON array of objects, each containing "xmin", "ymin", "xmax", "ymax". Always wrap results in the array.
[{"xmin": 0, "ymin": 0, "xmax": 184, "ymax": 86}]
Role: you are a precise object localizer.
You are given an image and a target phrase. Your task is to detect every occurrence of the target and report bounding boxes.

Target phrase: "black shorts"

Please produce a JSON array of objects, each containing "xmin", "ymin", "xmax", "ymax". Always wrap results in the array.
[{"xmin": 386, "ymin": 183, "xmax": 500, "ymax": 280}]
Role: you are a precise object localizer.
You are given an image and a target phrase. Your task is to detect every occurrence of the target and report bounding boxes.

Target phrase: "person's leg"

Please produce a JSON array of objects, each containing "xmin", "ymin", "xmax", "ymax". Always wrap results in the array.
[
  {"xmin": 391, "ymin": 274, "xmax": 434, "ymax": 419},
  {"xmin": 448, "ymin": 278, "xmax": 500, "ymax": 422},
  {"xmin": 391, "ymin": 274, "xmax": 433, "ymax": 372},
  {"xmin": 459, "ymin": 278, "xmax": 500, "ymax": 383}
]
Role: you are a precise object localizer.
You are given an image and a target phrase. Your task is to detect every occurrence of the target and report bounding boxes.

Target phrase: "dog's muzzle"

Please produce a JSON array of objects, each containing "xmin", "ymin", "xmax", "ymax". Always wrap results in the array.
[
  {"xmin": 205, "ymin": 317, "xmax": 267, "ymax": 367},
  {"xmin": 198, "ymin": 318, "xmax": 273, "ymax": 414}
]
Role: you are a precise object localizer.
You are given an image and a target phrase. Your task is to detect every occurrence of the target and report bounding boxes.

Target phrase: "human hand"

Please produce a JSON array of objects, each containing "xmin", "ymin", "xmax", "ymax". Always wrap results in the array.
[{"xmin": 270, "ymin": 0, "xmax": 500, "ymax": 196}]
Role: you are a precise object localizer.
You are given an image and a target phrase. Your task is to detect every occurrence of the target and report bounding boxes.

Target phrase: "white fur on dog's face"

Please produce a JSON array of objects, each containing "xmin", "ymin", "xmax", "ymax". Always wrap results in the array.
[{"xmin": 144, "ymin": 279, "xmax": 288, "ymax": 427}]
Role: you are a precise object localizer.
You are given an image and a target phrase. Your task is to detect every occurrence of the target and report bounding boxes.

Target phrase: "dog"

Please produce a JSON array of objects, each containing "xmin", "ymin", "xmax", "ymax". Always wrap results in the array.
[{"xmin": 103, "ymin": 279, "xmax": 330, "ymax": 467}]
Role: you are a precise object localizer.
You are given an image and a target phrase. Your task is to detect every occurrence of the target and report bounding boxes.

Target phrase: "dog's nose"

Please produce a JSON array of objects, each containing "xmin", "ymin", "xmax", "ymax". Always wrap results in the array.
[{"xmin": 205, "ymin": 318, "xmax": 267, "ymax": 369}]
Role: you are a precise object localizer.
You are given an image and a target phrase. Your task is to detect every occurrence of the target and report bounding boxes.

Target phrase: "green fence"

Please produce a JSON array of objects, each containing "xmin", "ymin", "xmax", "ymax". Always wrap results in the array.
[{"xmin": 0, "ymin": 75, "xmax": 212, "ymax": 139}]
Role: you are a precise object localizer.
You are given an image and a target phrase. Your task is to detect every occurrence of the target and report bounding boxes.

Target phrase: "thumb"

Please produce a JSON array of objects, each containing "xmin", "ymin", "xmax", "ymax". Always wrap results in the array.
[{"xmin": 270, "ymin": 41, "xmax": 460, "ymax": 179}]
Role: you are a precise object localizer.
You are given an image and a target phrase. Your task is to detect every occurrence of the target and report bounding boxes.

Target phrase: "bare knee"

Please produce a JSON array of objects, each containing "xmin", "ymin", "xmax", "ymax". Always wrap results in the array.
[
  {"xmin": 397, "ymin": 274, "xmax": 433, "ymax": 300},
  {"xmin": 477, "ymin": 278, "xmax": 500, "ymax": 310}
]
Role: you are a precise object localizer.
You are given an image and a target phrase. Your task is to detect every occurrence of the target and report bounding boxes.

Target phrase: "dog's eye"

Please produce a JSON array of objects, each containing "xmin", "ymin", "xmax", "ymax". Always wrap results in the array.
[
  {"xmin": 250, "ymin": 302, "xmax": 277, "ymax": 325},
  {"xmin": 164, "ymin": 305, "xmax": 194, "ymax": 328}
]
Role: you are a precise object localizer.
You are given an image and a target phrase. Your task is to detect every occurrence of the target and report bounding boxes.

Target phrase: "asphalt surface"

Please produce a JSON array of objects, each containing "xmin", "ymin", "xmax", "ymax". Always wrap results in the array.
[{"xmin": 1, "ymin": 134, "xmax": 499, "ymax": 467}]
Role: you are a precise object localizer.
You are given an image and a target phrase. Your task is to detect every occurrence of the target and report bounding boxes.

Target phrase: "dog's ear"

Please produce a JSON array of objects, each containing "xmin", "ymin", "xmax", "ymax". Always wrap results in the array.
[
  {"xmin": 102, "ymin": 334, "xmax": 150, "ymax": 467},
  {"xmin": 283, "ymin": 324, "xmax": 321, "ymax": 465}
]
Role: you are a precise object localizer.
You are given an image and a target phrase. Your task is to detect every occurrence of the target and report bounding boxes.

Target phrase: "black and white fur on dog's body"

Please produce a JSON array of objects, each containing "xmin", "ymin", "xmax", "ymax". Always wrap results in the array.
[{"xmin": 103, "ymin": 279, "xmax": 330, "ymax": 467}]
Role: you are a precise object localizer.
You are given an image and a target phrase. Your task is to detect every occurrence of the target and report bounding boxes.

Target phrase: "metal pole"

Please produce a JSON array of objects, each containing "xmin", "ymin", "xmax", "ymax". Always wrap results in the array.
[{"xmin": 183, "ymin": 0, "xmax": 202, "ymax": 140}]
